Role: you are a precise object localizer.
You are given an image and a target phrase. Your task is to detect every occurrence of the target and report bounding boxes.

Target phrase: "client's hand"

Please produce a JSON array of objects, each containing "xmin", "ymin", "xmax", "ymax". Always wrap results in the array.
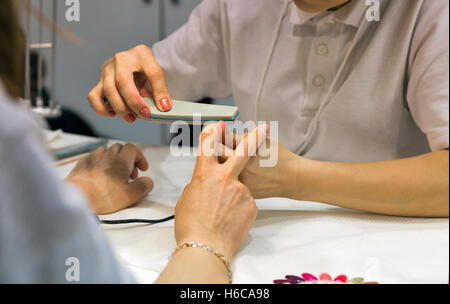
[
  {"xmin": 175, "ymin": 122, "xmax": 269, "ymax": 261},
  {"xmin": 66, "ymin": 143, "xmax": 154, "ymax": 214}
]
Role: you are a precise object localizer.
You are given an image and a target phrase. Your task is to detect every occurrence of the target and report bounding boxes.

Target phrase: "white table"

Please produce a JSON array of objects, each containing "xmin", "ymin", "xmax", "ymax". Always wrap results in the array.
[{"xmin": 51, "ymin": 132, "xmax": 449, "ymax": 284}]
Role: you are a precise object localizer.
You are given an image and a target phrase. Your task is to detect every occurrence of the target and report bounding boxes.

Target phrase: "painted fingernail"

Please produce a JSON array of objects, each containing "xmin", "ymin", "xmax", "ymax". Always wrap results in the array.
[
  {"xmin": 285, "ymin": 275, "xmax": 305, "ymax": 284},
  {"xmin": 301, "ymin": 273, "xmax": 318, "ymax": 281},
  {"xmin": 334, "ymin": 275, "xmax": 348, "ymax": 283},
  {"xmin": 125, "ymin": 113, "xmax": 136, "ymax": 123},
  {"xmin": 273, "ymin": 280, "xmax": 294, "ymax": 285},
  {"xmin": 347, "ymin": 277, "xmax": 365, "ymax": 284},
  {"xmin": 139, "ymin": 107, "xmax": 150, "ymax": 118},
  {"xmin": 109, "ymin": 110, "xmax": 116, "ymax": 117},
  {"xmin": 319, "ymin": 273, "xmax": 332, "ymax": 281},
  {"xmin": 160, "ymin": 98, "xmax": 171, "ymax": 112}
]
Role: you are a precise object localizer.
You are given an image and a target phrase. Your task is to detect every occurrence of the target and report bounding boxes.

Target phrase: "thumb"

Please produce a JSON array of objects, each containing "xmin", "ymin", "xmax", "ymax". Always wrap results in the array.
[{"xmin": 125, "ymin": 176, "xmax": 154, "ymax": 204}]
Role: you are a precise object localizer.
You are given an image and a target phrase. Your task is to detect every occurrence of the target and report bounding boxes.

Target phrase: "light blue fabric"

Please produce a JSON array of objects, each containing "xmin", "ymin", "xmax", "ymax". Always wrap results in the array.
[{"xmin": 0, "ymin": 86, "xmax": 135, "ymax": 283}]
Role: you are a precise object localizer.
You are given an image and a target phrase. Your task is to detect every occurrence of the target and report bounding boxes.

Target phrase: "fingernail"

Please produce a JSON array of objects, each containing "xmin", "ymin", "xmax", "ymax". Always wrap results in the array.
[
  {"xmin": 301, "ymin": 273, "xmax": 318, "ymax": 281},
  {"xmin": 139, "ymin": 107, "xmax": 150, "ymax": 118},
  {"xmin": 109, "ymin": 110, "xmax": 116, "ymax": 117},
  {"xmin": 334, "ymin": 275, "xmax": 347, "ymax": 283},
  {"xmin": 285, "ymin": 275, "xmax": 305, "ymax": 284},
  {"xmin": 273, "ymin": 280, "xmax": 294, "ymax": 285},
  {"xmin": 319, "ymin": 273, "xmax": 332, "ymax": 281},
  {"xmin": 125, "ymin": 113, "xmax": 136, "ymax": 123},
  {"xmin": 160, "ymin": 98, "xmax": 171, "ymax": 112}
]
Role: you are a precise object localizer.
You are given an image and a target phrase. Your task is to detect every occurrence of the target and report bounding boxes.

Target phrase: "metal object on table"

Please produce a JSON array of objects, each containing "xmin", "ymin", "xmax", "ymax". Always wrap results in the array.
[
  {"xmin": 24, "ymin": 0, "xmax": 61, "ymax": 119},
  {"xmin": 52, "ymin": 138, "xmax": 109, "ymax": 160}
]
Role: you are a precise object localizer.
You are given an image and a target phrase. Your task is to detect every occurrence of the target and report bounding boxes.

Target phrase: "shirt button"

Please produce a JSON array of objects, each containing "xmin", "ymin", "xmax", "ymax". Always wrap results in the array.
[
  {"xmin": 313, "ymin": 75, "xmax": 326, "ymax": 87},
  {"xmin": 317, "ymin": 44, "xmax": 329, "ymax": 56}
]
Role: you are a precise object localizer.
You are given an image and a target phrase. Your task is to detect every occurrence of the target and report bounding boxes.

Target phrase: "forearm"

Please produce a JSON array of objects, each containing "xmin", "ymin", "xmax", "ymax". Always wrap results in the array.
[
  {"xmin": 287, "ymin": 150, "xmax": 449, "ymax": 217},
  {"xmin": 155, "ymin": 247, "xmax": 229, "ymax": 284}
]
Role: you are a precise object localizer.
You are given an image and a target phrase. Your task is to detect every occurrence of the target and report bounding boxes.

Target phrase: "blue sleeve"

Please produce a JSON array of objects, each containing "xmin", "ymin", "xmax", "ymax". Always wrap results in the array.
[{"xmin": 0, "ymin": 105, "xmax": 135, "ymax": 284}]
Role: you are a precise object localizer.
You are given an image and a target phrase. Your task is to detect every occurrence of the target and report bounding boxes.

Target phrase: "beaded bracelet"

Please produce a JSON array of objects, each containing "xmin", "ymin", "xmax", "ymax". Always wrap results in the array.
[{"xmin": 170, "ymin": 241, "xmax": 233, "ymax": 284}]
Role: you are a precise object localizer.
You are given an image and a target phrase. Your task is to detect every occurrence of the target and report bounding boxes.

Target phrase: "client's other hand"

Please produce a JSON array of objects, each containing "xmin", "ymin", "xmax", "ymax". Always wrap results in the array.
[
  {"xmin": 175, "ymin": 122, "xmax": 268, "ymax": 261},
  {"xmin": 66, "ymin": 144, "xmax": 154, "ymax": 214}
]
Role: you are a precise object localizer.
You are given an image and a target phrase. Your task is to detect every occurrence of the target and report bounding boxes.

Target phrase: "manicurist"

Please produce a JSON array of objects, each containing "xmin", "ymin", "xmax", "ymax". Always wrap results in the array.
[{"xmin": 89, "ymin": 0, "xmax": 449, "ymax": 217}]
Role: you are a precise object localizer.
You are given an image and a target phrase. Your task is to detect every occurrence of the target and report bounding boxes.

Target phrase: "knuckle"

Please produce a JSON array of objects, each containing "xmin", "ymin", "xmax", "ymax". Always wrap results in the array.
[
  {"xmin": 101, "ymin": 58, "xmax": 113, "ymax": 70},
  {"xmin": 113, "ymin": 51, "xmax": 128, "ymax": 62},
  {"xmin": 148, "ymin": 70, "xmax": 165, "ymax": 82},
  {"xmin": 109, "ymin": 143, "xmax": 123, "ymax": 151},
  {"xmin": 87, "ymin": 91, "xmax": 95, "ymax": 103},
  {"xmin": 133, "ymin": 44, "xmax": 150, "ymax": 56},
  {"xmin": 102, "ymin": 83, "xmax": 116, "ymax": 96},
  {"xmin": 115, "ymin": 71, "xmax": 128, "ymax": 86},
  {"xmin": 124, "ymin": 143, "xmax": 136, "ymax": 150}
]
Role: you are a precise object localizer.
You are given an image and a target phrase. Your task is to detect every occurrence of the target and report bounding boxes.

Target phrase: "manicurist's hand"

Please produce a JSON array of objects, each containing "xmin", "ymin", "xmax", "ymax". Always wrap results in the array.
[
  {"xmin": 66, "ymin": 144, "xmax": 154, "ymax": 214},
  {"xmin": 221, "ymin": 128, "xmax": 449, "ymax": 218},
  {"xmin": 220, "ymin": 127, "xmax": 300, "ymax": 199},
  {"xmin": 87, "ymin": 44, "xmax": 172, "ymax": 123},
  {"xmin": 156, "ymin": 122, "xmax": 268, "ymax": 284}
]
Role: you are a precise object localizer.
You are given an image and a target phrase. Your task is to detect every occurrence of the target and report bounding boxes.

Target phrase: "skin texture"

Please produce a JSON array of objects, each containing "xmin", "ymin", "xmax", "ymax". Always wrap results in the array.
[
  {"xmin": 156, "ymin": 123, "xmax": 268, "ymax": 284},
  {"xmin": 87, "ymin": 44, "xmax": 173, "ymax": 123},
  {"xmin": 293, "ymin": 0, "xmax": 351, "ymax": 12},
  {"xmin": 220, "ymin": 129, "xmax": 449, "ymax": 218},
  {"xmin": 66, "ymin": 143, "xmax": 154, "ymax": 214},
  {"xmin": 66, "ymin": 123, "xmax": 270, "ymax": 283}
]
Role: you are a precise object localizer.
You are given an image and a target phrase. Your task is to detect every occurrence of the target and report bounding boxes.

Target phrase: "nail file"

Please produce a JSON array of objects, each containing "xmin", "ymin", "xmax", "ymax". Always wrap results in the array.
[{"xmin": 142, "ymin": 98, "xmax": 239, "ymax": 124}]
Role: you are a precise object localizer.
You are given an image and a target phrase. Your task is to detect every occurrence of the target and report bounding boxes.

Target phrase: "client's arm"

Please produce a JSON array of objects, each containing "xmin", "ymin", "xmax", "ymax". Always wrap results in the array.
[{"xmin": 156, "ymin": 122, "xmax": 268, "ymax": 283}]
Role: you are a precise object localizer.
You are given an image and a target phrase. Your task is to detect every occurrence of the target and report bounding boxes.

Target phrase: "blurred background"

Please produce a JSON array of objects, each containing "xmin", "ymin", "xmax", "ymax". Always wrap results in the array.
[{"xmin": 26, "ymin": 0, "xmax": 234, "ymax": 145}]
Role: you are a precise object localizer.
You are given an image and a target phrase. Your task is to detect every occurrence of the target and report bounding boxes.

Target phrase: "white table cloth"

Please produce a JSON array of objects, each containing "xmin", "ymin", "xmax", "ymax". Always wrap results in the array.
[{"xmin": 52, "ymin": 132, "xmax": 449, "ymax": 284}]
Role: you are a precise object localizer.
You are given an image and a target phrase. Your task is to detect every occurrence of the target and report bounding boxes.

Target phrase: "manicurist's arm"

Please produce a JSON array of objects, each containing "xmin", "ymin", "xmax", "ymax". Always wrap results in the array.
[
  {"xmin": 285, "ymin": 149, "xmax": 449, "ymax": 217},
  {"xmin": 223, "ymin": 133, "xmax": 449, "ymax": 218}
]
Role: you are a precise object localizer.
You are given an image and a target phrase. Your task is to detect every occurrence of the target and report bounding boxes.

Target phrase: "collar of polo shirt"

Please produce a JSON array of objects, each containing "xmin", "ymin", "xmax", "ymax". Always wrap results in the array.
[{"xmin": 289, "ymin": 0, "xmax": 370, "ymax": 28}]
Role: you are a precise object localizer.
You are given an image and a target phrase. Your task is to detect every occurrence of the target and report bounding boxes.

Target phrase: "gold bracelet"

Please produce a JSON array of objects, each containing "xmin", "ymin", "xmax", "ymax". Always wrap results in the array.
[{"xmin": 169, "ymin": 241, "xmax": 233, "ymax": 284}]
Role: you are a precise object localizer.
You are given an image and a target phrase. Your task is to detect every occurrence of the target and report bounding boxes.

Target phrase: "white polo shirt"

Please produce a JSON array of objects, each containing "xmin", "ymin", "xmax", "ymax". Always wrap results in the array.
[{"xmin": 153, "ymin": 0, "xmax": 449, "ymax": 161}]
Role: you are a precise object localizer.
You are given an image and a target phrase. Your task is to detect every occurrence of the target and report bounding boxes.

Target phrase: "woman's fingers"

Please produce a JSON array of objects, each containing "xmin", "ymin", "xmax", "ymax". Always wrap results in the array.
[
  {"xmin": 87, "ymin": 83, "xmax": 116, "ymax": 117},
  {"xmin": 88, "ymin": 44, "xmax": 172, "ymax": 123},
  {"xmin": 221, "ymin": 122, "xmax": 244, "ymax": 149},
  {"xmin": 197, "ymin": 123, "xmax": 223, "ymax": 166},
  {"xmin": 114, "ymin": 51, "xmax": 152, "ymax": 119},
  {"xmin": 226, "ymin": 125, "xmax": 269, "ymax": 177},
  {"xmin": 102, "ymin": 65, "xmax": 137, "ymax": 123},
  {"xmin": 135, "ymin": 45, "xmax": 172, "ymax": 112},
  {"xmin": 118, "ymin": 143, "xmax": 150, "ymax": 174}
]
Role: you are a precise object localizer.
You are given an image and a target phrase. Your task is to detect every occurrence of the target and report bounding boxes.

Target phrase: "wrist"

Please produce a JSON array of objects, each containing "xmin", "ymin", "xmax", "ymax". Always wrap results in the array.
[
  {"xmin": 281, "ymin": 154, "xmax": 317, "ymax": 201},
  {"xmin": 177, "ymin": 235, "xmax": 233, "ymax": 262},
  {"xmin": 171, "ymin": 242, "xmax": 232, "ymax": 284}
]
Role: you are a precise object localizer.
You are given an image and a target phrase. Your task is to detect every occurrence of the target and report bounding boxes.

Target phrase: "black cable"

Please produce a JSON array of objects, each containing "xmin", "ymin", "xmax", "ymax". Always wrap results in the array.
[{"xmin": 97, "ymin": 215, "xmax": 175, "ymax": 225}]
